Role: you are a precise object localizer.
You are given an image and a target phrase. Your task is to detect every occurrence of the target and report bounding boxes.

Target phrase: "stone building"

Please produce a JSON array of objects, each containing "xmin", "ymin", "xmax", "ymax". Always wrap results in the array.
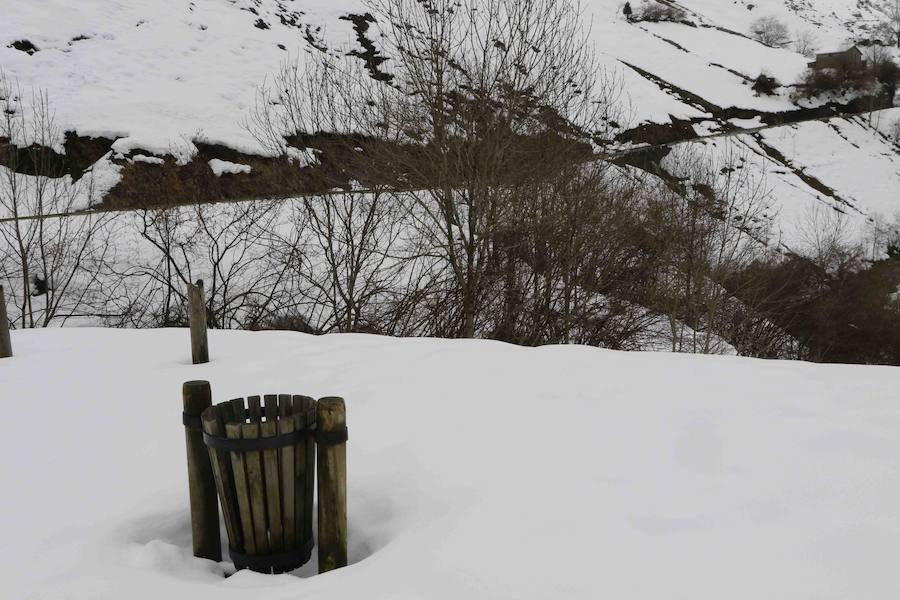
[{"xmin": 807, "ymin": 46, "xmax": 865, "ymax": 71}]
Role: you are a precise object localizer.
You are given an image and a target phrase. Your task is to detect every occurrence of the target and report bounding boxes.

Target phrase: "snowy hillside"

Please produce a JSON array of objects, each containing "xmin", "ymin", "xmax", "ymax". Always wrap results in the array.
[
  {"xmin": 0, "ymin": 0, "xmax": 878, "ymax": 149},
  {"xmin": 2, "ymin": 0, "xmax": 900, "ymax": 246},
  {"xmin": 666, "ymin": 110, "xmax": 900, "ymax": 250},
  {"xmin": 3, "ymin": 328, "xmax": 900, "ymax": 599}
]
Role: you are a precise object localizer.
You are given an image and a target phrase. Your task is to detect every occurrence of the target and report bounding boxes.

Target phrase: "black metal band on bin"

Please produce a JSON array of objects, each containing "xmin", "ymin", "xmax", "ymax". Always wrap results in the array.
[
  {"xmin": 229, "ymin": 536, "xmax": 314, "ymax": 573},
  {"xmin": 182, "ymin": 413, "xmax": 203, "ymax": 430},
  {"xmin": 315, "ymin": 427, "xmax": 348, "ymax": 446},
  {"xmin": 203, "ymin": 427, "xmax": 314, "ymax": 452}
]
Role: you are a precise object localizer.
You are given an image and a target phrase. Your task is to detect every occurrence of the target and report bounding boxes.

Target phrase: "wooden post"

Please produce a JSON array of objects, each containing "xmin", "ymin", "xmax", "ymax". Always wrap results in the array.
[
  {"xmin": 316, "ymin": 397, "xmax": 347, "ymax": 573},
  {"xmin": 183, "ymin": 380, "xmax": 221, "ymax": 562},
  {"xmin": 188, "ymin": 279, "xmax": 209, "ymax": 364},
  {"xmin": 0, "ymin": 285, "xmax": 11, "ymax": 359}
]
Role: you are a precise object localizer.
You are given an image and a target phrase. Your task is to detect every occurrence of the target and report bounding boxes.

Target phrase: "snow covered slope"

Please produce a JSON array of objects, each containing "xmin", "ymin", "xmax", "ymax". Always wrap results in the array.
[
  {"xmin": 0, "ymin": 0, "xmax": 882, "ymax": 151},
  {"xmin": 1, "ymin": 0, "xmax": 899, "ymax": 245},
  {"xmin": 665, "ymin": 110, "xmax": 900, "ymax": 250},
  {"xmin": 0, "ymin": 0, "xmax": 359, "ymax": 155},
  {"xmin": 2, "ymin": 328, "xmax": 900, "ymax": 599}
]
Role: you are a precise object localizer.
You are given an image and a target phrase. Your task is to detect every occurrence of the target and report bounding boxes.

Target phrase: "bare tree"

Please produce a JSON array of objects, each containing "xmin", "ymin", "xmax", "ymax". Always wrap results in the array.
[
  {"xmin": 794, "ymin": 28, "xmax": 818, "ymax": 57},
  {"xmin": 795, "ymin": 203, "xmax": 863, "ymax": 276},
  {"xmin": 750, "ymin": 16, "xmax": 791, "ymax": 49},
  {"xmin": 0, "ymin": 75, "xmax": 116, "ymax": 327},
  {"xmin": 631, "ymin": 0, "xmax": 686, "ymax": 23},
  {"xmin": 250, "ymin": 0, "xmax": 622, "ymax": 339},
  {"xmin": 647, "ymin": 144, "xmax": 775, "ymax": 354},
  {"xmin": 278, "ymin": 189, "xmax": 410, "ymax": 333},
  {"xmin": 484, "ymin": 160, "xmax": 662, "ymax": 347},
  {"xmin": 113, "ymin": 199, "xmax": 295, "ymax": 329},
  {"xmin": 370, "ymin": 0, "xmax": 619, "ymax": 337},
  {"xmin": 876, "ymin": 0, "xmax": 900, "ymax": 48}
]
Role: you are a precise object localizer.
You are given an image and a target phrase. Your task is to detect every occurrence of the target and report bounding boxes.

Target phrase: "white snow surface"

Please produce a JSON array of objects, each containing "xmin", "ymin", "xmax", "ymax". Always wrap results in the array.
[
  {"xmin": 3, "ymin": 328, "xmax": 900, "ymax": 599},
  {"xmin": 130, "ymin": 154, "xmax": 166, "ymax": 165},
  {"xmin": 209, "ymin": 158, "xmax": 252, "ymax": 176},
  {"xmin": 0, "ymin": 0, "xmax": 358, "ymax": 155},
  {"xmin": 0, "ymin": 0, "xmax": 868, "ymax": 151}
]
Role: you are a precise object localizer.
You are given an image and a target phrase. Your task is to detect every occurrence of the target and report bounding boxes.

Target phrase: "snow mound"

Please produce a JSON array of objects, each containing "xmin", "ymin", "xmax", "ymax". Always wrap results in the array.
[
  {"xmin": 2, "ymin": 328, "xmax": 900, "ymax": 599},
  {"xmin": 209, "ymin": 158, "xmax": 252, "ymax": 176}
]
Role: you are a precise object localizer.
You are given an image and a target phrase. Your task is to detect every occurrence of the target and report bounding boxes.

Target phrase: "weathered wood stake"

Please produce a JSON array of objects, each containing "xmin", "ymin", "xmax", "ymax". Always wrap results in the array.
[
  {"xmin": 316, "ymin": 397, "xmax": 347, "ymax": 573},
  {"xmin": 187, "ymin": 279, "xmax": 209, "ymax": 364},
  {"xmin": 183, "ymin": 380, "xmax": 221, "ymax": 561},
  {"xmin": 0, "ymin": 285, "xmax": 11, "ymax": 359}
]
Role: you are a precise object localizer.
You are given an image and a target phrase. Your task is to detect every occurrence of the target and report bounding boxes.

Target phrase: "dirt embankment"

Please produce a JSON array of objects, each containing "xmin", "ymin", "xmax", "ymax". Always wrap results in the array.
[
  {"xmin": 0, "ymin": 132, "xmax": 114, "ymax": 179},
  {"xmin": 0, "ymin": 91, "xmax": 893, "ymax": 212}
]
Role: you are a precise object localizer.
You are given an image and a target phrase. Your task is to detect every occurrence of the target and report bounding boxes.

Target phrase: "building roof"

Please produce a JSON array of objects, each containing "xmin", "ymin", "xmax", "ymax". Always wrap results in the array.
[{"xmin": 815, "ymin": 46, "xmax": 862, "ymax": 59}]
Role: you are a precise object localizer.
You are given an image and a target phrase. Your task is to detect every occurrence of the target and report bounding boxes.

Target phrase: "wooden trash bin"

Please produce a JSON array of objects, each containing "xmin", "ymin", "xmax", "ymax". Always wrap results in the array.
[{"xmin": 201, "ymin": 394, "xmax": 319, "ymax": 574}]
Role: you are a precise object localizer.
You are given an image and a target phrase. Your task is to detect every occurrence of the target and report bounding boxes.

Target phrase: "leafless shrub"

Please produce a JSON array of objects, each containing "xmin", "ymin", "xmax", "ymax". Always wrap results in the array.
[
  {"xmin": 866, "ymin": 44, "xmax": 900, "ymax": 89},
  {"xmin": 251, "ymin": 0, "xmax": 624, "ymax": 339},
  {"xmin": 792, "ymin": 64, "xmax": 876, "ymax": 100},
  {"xmin": 750, "ymin": 16, "xmax": 791, "ymax": 49},
  {"xmin": 632, "ymin": 0, "xmax": 687, "ymax": 23},
  {"xmin": 875, "ymin": 0, "xmax": 900, "ymax": 48},
  {"xmin": 891, "ymin": 119, "xmax": 900, "ymax": 144},
  {"xmin": 646, "ymin": 145, "xmax": 778, "ymax": 354},
  {"xmin": 795, "ymin": 203, "xmax": 863, "ymax": 276},
  {"xmin": 752, "ymin": 73, "xmax": 780, "ymax": 96},
  {"xmin": 109, "ymin": 199, "xmax": 294, "ymax": 329},
  {"xmin": 0, "ymin": 75, "xmax": 117, "ymax": 327},
  {"xmin": 794, "ymin": 28, "xmax": 818, "ymax": 57},
  {"xmin": 278, "ymin": 189, "xmax": 411, "ymax": 334},
  {"xmin": 482, "ymin": 161, "xmax": 660, "ymax": 347}
]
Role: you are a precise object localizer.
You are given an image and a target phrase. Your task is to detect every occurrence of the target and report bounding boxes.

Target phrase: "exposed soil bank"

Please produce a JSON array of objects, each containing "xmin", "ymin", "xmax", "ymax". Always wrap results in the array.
[
  {"xmin": 0, "ymin": 132, "xmax": 114, "ymax": 180},
  {"xmin": 1, "ymin": 92, "xmax": 893, "ymax": 211}
]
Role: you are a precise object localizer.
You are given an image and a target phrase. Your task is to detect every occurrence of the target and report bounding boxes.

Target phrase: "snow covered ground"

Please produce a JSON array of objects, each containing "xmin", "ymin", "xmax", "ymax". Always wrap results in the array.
[{"xmin": 3, "ymin": 328, "xmax": 900, "ymax": 599}]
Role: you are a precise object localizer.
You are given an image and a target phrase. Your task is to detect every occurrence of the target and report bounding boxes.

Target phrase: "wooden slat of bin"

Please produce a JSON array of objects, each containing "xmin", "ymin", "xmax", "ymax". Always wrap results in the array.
[
  {"xmin": 261, "ymin": 395, "xmax": 284, "ymax": 553},
  {"xmin": 304, "ymin": 397, "xmax": 316, "ymax": 543},
  {"xmin": 248, "ymin": 395, "xmax": 263, "ymax": 423},
  {"xmin": 201, "ymin": 408, "xmax": 240, "ymax": 551},
  {"xmin": 214, "ymin": 402, "xmax": 244, "ymax": 553},
  {"xmin": 264, "ymin": 394, "xmax": 278, "ymax": 422},
  {"xmin": 226, "ymin": 398, "xmax": 256, "ymax": 555},
  {"xmin": 292, "ymin": 395, "xmax": 316, "ymax": 545},
  {"xmin": 242, "ymin": 399, "xmax": 270, "ymax": 554},
  {"xmin": 230, "ymin": 397, "xmax": 248, "ymax": 425},
  {"xmin": 278, "ymin": 395, "xmax": 296, "ymax": 549}
]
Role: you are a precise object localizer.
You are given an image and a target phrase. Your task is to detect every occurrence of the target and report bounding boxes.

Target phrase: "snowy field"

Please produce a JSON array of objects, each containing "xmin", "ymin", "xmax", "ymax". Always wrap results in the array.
[{"xmin": 3, "ymin": 328, "xmax": 900, "ymax": 599}]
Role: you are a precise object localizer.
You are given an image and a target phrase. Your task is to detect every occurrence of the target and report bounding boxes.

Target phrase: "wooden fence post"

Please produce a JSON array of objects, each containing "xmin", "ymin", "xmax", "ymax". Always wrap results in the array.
[
  {"xmin": 188, "ymin": 280, "xmax": 209, "ymax": 364},
  {"xmin": 0, "ymin": 285, "xmax": 11, "ymax": 359},
  {"xmin": 316, "ymin": 397, "xmax": 347, "ymax": 573},
  {"xmin": 183, "ymin": 380, "xmax": 221, "ymax": 561}
]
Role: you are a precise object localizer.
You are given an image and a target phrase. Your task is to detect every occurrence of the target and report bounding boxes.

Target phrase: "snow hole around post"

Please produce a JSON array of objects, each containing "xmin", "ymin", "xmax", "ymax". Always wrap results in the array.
[{"xmin": 114, "ymin": 499, "xmax": 382, "ymax": 582}]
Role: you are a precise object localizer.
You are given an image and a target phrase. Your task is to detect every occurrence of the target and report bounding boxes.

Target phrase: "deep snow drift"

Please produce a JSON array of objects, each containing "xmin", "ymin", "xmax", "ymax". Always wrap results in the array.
[{"xmin": 2, "ymin": 328, "xmax": 900, "ymax": 599}]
